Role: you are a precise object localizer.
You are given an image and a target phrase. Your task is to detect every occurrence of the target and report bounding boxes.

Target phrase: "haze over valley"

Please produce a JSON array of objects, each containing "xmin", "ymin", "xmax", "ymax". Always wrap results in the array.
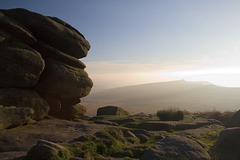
[{"xmin": 82, "ymin": 80, "xmax": 240, "ymax": 116}]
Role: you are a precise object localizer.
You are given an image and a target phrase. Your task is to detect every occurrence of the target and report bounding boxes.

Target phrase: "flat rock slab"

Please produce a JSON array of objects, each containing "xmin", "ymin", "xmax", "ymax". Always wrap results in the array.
[
  {"xmin": 176, "ymin": 124, "xmax": 223, "ymax": 138},
  {"xmin": 0, "ymin": 151, "xmax": 26, "ymax": 160},
  {"xmin": 141, "ymin": 135, "xmax": 211, "ymax": 160},
  {"xmin": 138, "ymin": 119, "xmax": 221, "ymax": 131},
  {"xmin": 0, "ymin": 118, "xmax": 107, "ymax": 152}
]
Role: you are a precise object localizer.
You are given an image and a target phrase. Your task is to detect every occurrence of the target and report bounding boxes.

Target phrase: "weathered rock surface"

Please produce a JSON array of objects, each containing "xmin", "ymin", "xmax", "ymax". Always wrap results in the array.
[
  {"xmin": 0, "ymin": 8, "xmax": 92, "ymax": 120},
  {"xmin": 0, "ymin": 106, "xmax": 34, "ymax": 129},
  {"xmin": 177, "ymin": 124, "xmax": 223, "ymax": 138},
  {"xmin": 0, "ymin": 88, "xmax": 49, "ymax": 120},
  {"xmin": 138, "ymin": 119, "xmax": 220, "ymax": 131},
  {"xmin": 36, "ymin": 59, "xmax": 92, "ymax": 100},
  {"xmin": 94, "ymin": 120, "xmax": 118, "ymax": 126},
  {"xmin": 55, "ymin": 104, "xmax": 86, "ymax": 120},
  {"xmin": 33, "ymin": 41, "xmax": 86, "ymax": 69},
  {"xmin": 109, "ymin": 117, "xmax": 135, "ymax": 125},
  {"xmin": 35, "ymin": 58, "xmax": 92, "ymax": 118},
  {"xmin": 0, "ymin": 42, "xmax": 45, "ymax": 88},
  {"xmin": 0, "ymin": 12, "xmax": 36, "ymax": 45},
  {"xmin": 141, "ymin": 135, "xmax": 211, "ymax": 160},
  {"xmin": 217, "ymin": 127, "xmax": 240, "ymax": 151},
  {"xmin": 216, "ymin": 127, "xmax": 240, "ymax": 160},
  {"xmin": 0, "ymin": 118, "xmax": 107, "ymax": 152},
  {"xmin": 0, "ymin": 151, "xmax": 27, "ymax": 160},
  {"xmin": 97, "ymin": 106, "xmax": 129, "ymax": 116},
  {"xmin": 225, "ymin": 110, "xmax": 240, "ymax": 128},
  {"xmin": 25, "ymin": 139, "xmax": 71, "ymax": 160},
  {"xmin": 0, "ymin": 8, "xmax": 90, "ymax": 58}
]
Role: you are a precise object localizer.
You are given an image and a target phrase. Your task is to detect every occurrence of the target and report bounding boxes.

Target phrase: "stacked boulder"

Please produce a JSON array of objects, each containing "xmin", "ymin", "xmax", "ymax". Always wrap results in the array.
[{"xmin": 0, "ymin": 8, "xmax": 92, "ymax": 128}]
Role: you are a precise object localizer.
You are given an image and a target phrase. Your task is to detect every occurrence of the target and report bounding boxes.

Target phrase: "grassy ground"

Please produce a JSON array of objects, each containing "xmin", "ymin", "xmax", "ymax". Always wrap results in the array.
[
  {"xmin": 61, "ymin": 126, "xmax": 158, "ymax": 160},
  {"xmin": 62, "ymin": 110, "xmax": 233, "ymax": 159}
]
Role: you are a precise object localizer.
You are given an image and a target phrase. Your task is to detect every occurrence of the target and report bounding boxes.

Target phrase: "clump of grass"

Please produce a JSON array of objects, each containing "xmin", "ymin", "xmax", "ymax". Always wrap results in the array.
[{"xmin": 157, "ymin": 109, "xmax": 184, "ymax": 121}]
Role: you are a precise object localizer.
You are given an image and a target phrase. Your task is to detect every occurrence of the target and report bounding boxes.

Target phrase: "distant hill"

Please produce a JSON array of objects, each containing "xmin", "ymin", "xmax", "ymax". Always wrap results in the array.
[{"xmin": 82, "ymin": 80, "xmax": 240, "ymax": 116}]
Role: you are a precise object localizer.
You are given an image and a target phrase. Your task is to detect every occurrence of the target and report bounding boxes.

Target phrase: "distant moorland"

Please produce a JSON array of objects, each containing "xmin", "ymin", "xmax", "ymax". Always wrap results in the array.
[{"xmin": 82, "ymin": 80, "xmax": 240, "ymax": 116}]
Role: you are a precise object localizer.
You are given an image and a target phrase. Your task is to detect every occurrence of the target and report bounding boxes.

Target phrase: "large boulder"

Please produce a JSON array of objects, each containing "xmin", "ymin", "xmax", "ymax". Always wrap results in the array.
[
  {"xmin": 35, "ymin": 59, "xmax": 92, "ymax": 118},
  {"xmin": 0, "ymin": 12, "xmax": 36, "ymax": 45},
  {"xmin": 33, "ymin": 41, "xmax": 86, "ymax": 69},
  {"xmin": 0, "ymin": 8, "xmax": 90, "ymax": 58},
  {"xmin": 97, "ymin": 106, "xmax": 129, "ymax": 116},
  {"xmin": 25, "ymin": 139, "xmax": 71, "ymax": 160},
  {"xmin": 0, "ymin": 88, "xmax": 49, "ymax": 120},
  {"xmin": 0, "ymin": 106, "xmax": 34, "ymax": 129},
  {"xmin": 36, "ymin": 59, "xmax": 92, "ymax": 100},
  {"xmin": 225, "ymin": 110, "xmax": 240, "ymax": 128},
  {"xmin": 141, "ymin": 135, "xmax": 210, "ymax": 160},
  {"xmin": 0, "ymin": 42, "xmax": 45, "ymax": 88},
  {"xmin": 216, "ymin": 127, "xmax": 240, "ymax": 159},
  {"xmin": 217, "ymin": 127, "xmax": 240, "ymax": 151}
]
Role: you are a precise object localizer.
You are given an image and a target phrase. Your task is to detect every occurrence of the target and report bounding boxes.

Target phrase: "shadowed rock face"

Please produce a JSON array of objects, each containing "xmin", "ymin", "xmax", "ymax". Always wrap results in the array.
[
  {"xmin": 0, "ymin": 42, "xmax": 45, "ymax": 88},
  {"xmin": 0, "ymin": 106, "xmax": 34, "ymax": 129},
  {"xmin": 0, "ymin": 8, "xmax": 92, "ymax": 121},
  {"xmin": 0, "ymin": 89, "xmax": 49, "ymax": 120},
  {"xmin": 216, "ymin": 127, "xmax": 240, "ymax": 159},
  {"xmin": 225, "ymin": 110, "xmax": 240, "ymax": 128},
  {"xmin": 0, "ymin": 8, "xmax": 90, "ymax": 58},
  {"xmin": 25, "ymin": 139, "xmax": 71, "ymax": 160},
  {"xmin": 0, "ymin": 12, "xmax": 36, "ymax": 45}
]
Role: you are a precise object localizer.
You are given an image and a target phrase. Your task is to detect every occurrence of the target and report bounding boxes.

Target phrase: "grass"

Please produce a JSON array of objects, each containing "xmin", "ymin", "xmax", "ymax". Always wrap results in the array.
[
  {"xmin": 193, "ymin": 125, "xmax": 224, "ymax": 154},
  {"xmin": 61, "ymin": 126, "xmax": 157, "ymax": 159},
  {"xmin": 157, "ymin": 109, "xmax": 184, "ymax": 121},
  {"xmin": 63, "ymin": 109, "xmax": 232, "ymax": 159}
]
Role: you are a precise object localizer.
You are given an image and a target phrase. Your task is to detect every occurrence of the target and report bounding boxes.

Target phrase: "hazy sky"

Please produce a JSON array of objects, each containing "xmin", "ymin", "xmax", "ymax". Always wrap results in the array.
[{"xmin": 1, "ymin": 0, "xmax": 240, "ymax": 91}]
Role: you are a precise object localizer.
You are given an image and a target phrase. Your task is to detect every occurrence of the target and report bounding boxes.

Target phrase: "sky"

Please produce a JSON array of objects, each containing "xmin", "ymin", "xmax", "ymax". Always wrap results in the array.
[{"xmin": 1, "ymin": 0, "xmax": 240, "ymax": 92}]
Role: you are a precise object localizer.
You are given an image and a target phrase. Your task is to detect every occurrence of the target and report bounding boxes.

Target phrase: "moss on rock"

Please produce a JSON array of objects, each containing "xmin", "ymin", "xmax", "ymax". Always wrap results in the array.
[{"xmin": 0, "ymin": 88, "xmax": 50, "ymax": 120}]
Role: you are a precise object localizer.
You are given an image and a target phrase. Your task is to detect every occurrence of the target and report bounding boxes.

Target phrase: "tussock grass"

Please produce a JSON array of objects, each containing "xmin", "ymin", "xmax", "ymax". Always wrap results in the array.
[{"xmin": 157, "ymin": 108, "xmax": 184, "ymax": 121}]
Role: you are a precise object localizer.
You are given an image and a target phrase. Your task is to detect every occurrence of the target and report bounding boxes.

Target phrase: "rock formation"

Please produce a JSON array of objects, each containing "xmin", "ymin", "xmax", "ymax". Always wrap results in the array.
[
  {"xmin": 25, "ymin": 139, "xmax": 71, "ymax": 160},
  {"xmin": 97, "ymin": 106, "xmax": 129, "ymax": 116},
  {"xmin": 0, "ymin": 8, "xmax": 92, "ymax": 125},
  {"xmin": 225, "ymin": 109, "xmax": 240, "ymax": 128},
  {"xmin": 141, "ymin": 135, "xmax": 211, "ymax": 160}
]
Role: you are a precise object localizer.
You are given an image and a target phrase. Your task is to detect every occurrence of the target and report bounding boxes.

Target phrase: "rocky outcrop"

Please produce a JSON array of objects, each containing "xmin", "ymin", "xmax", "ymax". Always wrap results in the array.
[
  {"xmin": 0, "ymin": 88, "xmax": 49, "ymax": 120},
  {"xmin": 141, "ymin": 135, "xmax": 211, "ymax": 160},
  {"xmin": 217, "ymin": 127, "xmax": 240, "ymax": 151},
  {"xmin": 225, "ymin": 110, "xmax": 240, "ymax": 127},
  {"xmin": 0, "ymin": 106, "xmax": 34, "ymax": 129},
  {"xmin": 216, "ymin": 127, "xmax": 240, "ymax": 160},
  {"xmin": 25, "ymin": 139, "xmax": 71, "ymax": 160},
  {"xmin": 0, "ymin": 8, "xmax": 92, "ymax": 121},
  {"xmin": 0, "ymin": 118, "xmax": 107, "ymax": 152},
  {"xmin": 138, "ymin": 119, "xmax": 221, "ymax": 131},
  {"xmin": 0, "ymin": 39, "xmax": 44, "ymax": 88},
  {"xmin": 1, "ymin": 8, "xmax": 90, "ymax": 58},
  {"xmin": 97, "ymin": 106, "xmax": 129, "ymax": 116},
  {"xmin": 0, "ymin": 12, "xmax": 36, "ymax": 45}
]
